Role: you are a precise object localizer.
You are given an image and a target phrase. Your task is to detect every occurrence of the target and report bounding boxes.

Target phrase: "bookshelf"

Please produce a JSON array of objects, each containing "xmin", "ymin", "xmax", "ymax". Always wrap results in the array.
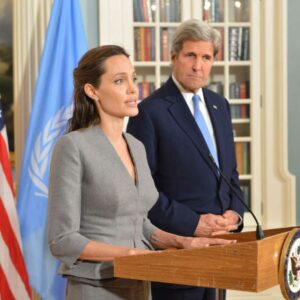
[{"xmin": 99, "ymin": 0, "xmax": 295, "ymax": 231}]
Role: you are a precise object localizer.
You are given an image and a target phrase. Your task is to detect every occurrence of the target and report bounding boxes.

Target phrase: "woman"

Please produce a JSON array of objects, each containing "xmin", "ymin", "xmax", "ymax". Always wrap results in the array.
[{"xmin": 47, "ymin": 45, "xmax": 234, "ymax": 300}]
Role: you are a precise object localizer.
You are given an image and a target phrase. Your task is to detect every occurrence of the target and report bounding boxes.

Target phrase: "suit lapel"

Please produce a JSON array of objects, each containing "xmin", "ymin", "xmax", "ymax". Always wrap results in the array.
[{"xmin": 163, "ymin": 78, "xmax": 215, "ymax": 168}]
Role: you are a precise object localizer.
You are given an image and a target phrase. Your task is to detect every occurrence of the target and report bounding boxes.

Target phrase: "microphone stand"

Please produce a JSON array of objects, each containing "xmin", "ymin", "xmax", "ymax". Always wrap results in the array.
[{"xmin": 208, "ymin": 153, "xmax": 265, "ymax": 240}]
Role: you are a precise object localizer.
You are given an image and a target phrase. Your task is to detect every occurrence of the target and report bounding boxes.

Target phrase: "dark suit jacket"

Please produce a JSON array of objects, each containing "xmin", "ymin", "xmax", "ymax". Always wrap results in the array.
[{"xmin": 127, "ymin": 77, "xmax": 244, "ymax": 237}]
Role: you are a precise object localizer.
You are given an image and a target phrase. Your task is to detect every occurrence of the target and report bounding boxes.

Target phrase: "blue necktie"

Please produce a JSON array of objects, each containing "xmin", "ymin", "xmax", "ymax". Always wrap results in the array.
[{"xmin": 192, "ymin": 94, "xmax": 219, "ymax": 166}]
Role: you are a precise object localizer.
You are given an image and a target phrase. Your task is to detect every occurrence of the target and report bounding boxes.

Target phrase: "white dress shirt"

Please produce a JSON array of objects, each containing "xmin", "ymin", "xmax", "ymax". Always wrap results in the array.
[{"xmin": 172, "ymin": 74, "xmax": 218, "ymax": 153}]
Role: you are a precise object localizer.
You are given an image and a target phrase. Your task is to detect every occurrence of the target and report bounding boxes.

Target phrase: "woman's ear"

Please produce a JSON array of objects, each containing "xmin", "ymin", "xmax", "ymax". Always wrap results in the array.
[{"xmin": 84, "ymin": 83, "xmax": 99, "ymax": 102}]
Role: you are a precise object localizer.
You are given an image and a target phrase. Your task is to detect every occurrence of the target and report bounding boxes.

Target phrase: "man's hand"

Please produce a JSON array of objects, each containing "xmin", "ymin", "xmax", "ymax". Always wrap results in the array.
[
  {"xmin": 194, "ymin": 211, "xmax": 240, "ymax": 237},
  {"xmin": 217, "ymin": 210, "xmax": 240, "ymax": 226}
]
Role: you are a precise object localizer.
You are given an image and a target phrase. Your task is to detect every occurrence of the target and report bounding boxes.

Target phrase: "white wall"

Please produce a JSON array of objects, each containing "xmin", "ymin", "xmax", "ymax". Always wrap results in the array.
[{"xmin": 288, "ymin": 0, "xmax": 300, "ymax": 224}]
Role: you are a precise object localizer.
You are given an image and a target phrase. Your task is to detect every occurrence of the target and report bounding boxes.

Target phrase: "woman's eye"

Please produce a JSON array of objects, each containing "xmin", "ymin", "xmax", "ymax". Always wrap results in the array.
[{"xmin": 114, "ymin": 78, "xmax": 123, "ymax": 84}]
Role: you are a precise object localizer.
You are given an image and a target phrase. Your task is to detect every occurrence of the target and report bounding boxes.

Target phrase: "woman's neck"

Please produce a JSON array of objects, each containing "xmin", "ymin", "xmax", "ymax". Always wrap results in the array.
[{"xmin": 99, "ymin": 117, "xmax": 124, "ymax": 145}]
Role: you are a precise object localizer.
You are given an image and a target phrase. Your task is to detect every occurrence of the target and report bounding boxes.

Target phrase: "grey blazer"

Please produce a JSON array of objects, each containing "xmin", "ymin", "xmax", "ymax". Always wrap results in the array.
[{"xmin": 48, "ymin": 126, "xmax": 158, "ymax": 281}]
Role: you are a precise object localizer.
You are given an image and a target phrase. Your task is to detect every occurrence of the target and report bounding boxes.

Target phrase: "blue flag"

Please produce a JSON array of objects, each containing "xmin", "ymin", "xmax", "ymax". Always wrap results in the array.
[{"xmin": 17, "ymin": 0, "xmax": 88, "ymax": 299}]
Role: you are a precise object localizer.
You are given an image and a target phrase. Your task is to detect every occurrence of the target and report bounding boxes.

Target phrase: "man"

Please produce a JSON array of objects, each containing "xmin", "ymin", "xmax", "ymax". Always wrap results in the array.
[{"xmin": 127, "ymin": 19, "xmax": 244, "ymax": 300}]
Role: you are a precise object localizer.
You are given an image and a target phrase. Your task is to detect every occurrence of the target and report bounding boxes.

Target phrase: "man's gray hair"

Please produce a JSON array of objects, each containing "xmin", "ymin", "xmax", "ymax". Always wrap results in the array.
[{"xmin": 171, "ymin": 19, "xmax": 221, "ymax": 57}]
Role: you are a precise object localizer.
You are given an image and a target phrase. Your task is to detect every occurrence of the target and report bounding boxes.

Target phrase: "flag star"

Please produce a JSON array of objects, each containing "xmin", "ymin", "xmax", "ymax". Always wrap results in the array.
[{"xmin": 213, "ymin": 105, "xmax": 218, "ymax": 110}]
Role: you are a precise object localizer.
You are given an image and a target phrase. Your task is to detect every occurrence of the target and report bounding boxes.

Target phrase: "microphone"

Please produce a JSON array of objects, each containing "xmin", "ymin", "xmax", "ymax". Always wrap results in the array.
[{"xmin": 208, "ymin": 153, "xmax": 265, "ymax": 240}]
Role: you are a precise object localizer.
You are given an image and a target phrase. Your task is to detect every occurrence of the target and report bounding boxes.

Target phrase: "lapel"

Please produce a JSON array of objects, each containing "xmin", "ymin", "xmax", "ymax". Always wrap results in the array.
[{"xmin": 163, "ymin": 78, "xmax": 218, "ymax": 169}]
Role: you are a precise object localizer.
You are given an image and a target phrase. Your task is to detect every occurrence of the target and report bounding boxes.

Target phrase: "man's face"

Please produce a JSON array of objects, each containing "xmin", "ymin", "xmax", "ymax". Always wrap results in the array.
[{"xmin": 172, "ymin": 40, "xmax": 214, "ymax": 93}]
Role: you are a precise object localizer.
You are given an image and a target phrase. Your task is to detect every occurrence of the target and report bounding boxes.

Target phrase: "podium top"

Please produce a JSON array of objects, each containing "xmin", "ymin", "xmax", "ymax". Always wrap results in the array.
[{"xmin": 114, "ymin": 226, "xmax": 299, "ymax": 293}]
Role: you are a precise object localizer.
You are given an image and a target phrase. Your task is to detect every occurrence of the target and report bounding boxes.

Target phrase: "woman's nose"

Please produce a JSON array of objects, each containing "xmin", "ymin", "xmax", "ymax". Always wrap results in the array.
[{"xmin": 128, "ymin": 80, "xmax": 138, "ymax": 94}]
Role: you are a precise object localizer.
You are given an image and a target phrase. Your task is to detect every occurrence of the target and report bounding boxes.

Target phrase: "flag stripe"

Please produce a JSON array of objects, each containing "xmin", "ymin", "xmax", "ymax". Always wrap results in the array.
[
  {"xmin": 0, "ymin": 133, "xmax": 14, "ymax": 196},
  {"xmin": 0, "ymin": 265, "xmax": 15, "ymax": 300},
  {"xmin": 0, "ymin": 233, "xmax": 31, "ymax": 300},
  {"xmin": 0, "ymin": 105, "xmax": 32, "ymax": 300},
  {"xmin": 0, "ymin": 198, "xmax": 32, "ymax": 298},
  {"xmin": 0, "ymin": 163, "xmax": 21, "ymax": 245}
]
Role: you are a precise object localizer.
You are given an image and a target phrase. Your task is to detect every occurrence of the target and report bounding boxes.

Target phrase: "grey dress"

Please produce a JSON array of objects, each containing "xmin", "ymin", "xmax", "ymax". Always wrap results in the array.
[{"xmin": 48, "ymin": 126, "xmax": 158, "ymax": 299}]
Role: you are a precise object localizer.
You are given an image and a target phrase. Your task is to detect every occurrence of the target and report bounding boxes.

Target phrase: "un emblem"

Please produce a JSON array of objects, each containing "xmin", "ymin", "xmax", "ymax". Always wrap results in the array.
[{"xmin": 28, "ymin": 104, "xmax": 73, "ymax": 197}]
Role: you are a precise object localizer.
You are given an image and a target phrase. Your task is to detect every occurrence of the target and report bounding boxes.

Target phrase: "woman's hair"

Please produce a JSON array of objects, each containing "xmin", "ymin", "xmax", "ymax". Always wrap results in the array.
[
  {"xmin": 68, "ymin": 45, "xmax": 129, "ymax": 132},
  {"xmin": 171, "ymin": 19, "xmax": 221, "ymax": 57}
]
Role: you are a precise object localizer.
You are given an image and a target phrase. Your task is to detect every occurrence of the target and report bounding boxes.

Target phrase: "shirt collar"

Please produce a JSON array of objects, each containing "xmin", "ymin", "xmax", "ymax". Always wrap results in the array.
[{"xmin": 172, "ymin": 74, "xmax": 205, "ymax": 103}]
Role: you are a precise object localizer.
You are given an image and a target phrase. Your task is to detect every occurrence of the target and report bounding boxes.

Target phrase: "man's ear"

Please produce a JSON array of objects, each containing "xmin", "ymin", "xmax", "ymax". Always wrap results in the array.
[{"xmin": 170, "ymin": 52, "xmax": 177, "ymax": 63}]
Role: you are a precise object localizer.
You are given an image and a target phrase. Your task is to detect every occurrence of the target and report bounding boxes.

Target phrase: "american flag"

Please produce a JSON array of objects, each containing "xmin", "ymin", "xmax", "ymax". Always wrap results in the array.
[{"xmin": 0, "ymin": 101, "xmax": 31, "ymax": 299}]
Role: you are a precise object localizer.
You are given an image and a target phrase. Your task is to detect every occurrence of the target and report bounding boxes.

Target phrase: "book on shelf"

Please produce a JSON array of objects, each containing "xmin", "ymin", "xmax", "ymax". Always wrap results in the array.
[
  {"xmin": 160, "ymin": 0, "xmax": 165, "ymax": 22},
  {"xmin": 239, "ymin": 104, "xmax": 249, "ymax": 118},
  {"xmin": 240, "ymin": 81, "xmax": 250, "ymax": 99},
  {"xmin": 150, "ymin": 28, "xmax": 155, "ymax": 61},
  {"xmin": 235, "ymin": 142, "xmax": 250, "ymax": 175},
  {"xmin": 133, "ymin": 0, "xmax": 143, "ymax": 22},
  {"xmin": 230, "ymin": 105, "xmax": 249, "ymax": 119},
  {"xmin": 243, "ymin": 142, "xmax": 250, "ymax": 174},
  {"xmin": 165, "ymin": 0, "xmax": 171, "ymax": 23},
  {"xmin": 229, "ymin": 82, "xmax": 239, "ymax": 99},
  {"xmin": 134, "ymin": 28, "xmax": 141, "ymax": 61},
  {"xmin": 202, "ymin": 0, "xmax": 224, "ymax": 22},
  {"xmin": 161, "ymin": 29, "xmax": 168, "ymax": 61},
  {"xmin": 229, "ymin": 81, "xmax": 250, "ymax": 99},
  {"xmin": 142, "ymin": 0, "xmax": 150, "ymax": 22},
  {"xmin": 138, "ymin": 81, "xmax": 155, "ymax": 100},
  {"xmin": 235, "ymin": 142, "xmax": 244, "ymax": 174},
  {"xmin": 140, "ymin": 27, "xmax": 145, "ymax": 61},
  {"xmin": 228, "ymin": 27, "xmax": 239, "ymax": 61},
  {"xmin": 228, "ymin": 27, "xmax": 250, "ymax": 61},
  {"xmin": 172, "ymin": 0, "xmax": 181, "ymax": 22},
  {"xmin": 241, "ymin": 184, "xmax": 251, "ymax": 208},
  {"xmin": 160, "ymin": 0, "xmax": 181, "ymax": 22},
  {"xmin": 134, "ymin": 27, "xmax": 155, "ymax": 61},
  {"xmin": 242, "ymin": 27, "xmax": 250, "ymax": 61},
  {"xmin": 160, "ymin": 27, "xmax": 176, "ymax": 61},
  {"xmin": 144, "ymin": 28, "xmax": 151, "ymax": 61},
  {"xmin": 133, "ymin": 0, "xmax": 154, "ymax": 22},
  {"xmin": 237, "ymin": 27, "xmax": 243, "ymax": 61},
  {"xmin": 230, "ymin": 105, "xmax": 239, "ymax": 119}
]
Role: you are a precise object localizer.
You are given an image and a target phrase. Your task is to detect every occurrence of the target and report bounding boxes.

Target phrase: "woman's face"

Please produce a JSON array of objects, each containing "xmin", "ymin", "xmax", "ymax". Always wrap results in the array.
[{"xmin": 94, "ymin": 54, "xmax": 139, "ymax": 120}]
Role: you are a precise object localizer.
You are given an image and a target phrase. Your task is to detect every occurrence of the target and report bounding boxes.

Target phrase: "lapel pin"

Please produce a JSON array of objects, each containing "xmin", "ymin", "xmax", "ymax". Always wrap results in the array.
[{"xmin": 213, "ymin": 105, "xmax": 218, "ymax": 110}]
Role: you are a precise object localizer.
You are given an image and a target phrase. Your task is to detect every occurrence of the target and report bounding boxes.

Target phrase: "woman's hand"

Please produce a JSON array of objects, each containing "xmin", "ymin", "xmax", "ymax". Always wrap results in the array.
[
  {"xmin": 127, "ymin": 248, "xmax": 153, "ymax": 256},
  {"xmin": 80, "ymin": 242, "xmax": 153, "ymax": 261},
  {"xmin": 150, "ymin": 228, "xmax": 236, "ymax": 250},
  {"xmin": 179, "ymin": 236, "xmax": 236, "ymax": 249}
]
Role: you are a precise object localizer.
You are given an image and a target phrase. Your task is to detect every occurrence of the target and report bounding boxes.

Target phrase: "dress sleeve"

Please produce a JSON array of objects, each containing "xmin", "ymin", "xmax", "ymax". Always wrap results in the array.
[
  {"xmin": 142, "ymin": 218, "xmax": 158, "ymax": 242},
  {"xmin": 47, "ymin": 135, "xmax": 90, "ymax": 267}
]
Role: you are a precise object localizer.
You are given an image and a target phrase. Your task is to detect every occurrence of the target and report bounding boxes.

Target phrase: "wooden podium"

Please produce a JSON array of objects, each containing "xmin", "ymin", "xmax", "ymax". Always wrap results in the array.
[{"xmin": 114, "ymin": 227, "xmax": 300, "ymax": 298}]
